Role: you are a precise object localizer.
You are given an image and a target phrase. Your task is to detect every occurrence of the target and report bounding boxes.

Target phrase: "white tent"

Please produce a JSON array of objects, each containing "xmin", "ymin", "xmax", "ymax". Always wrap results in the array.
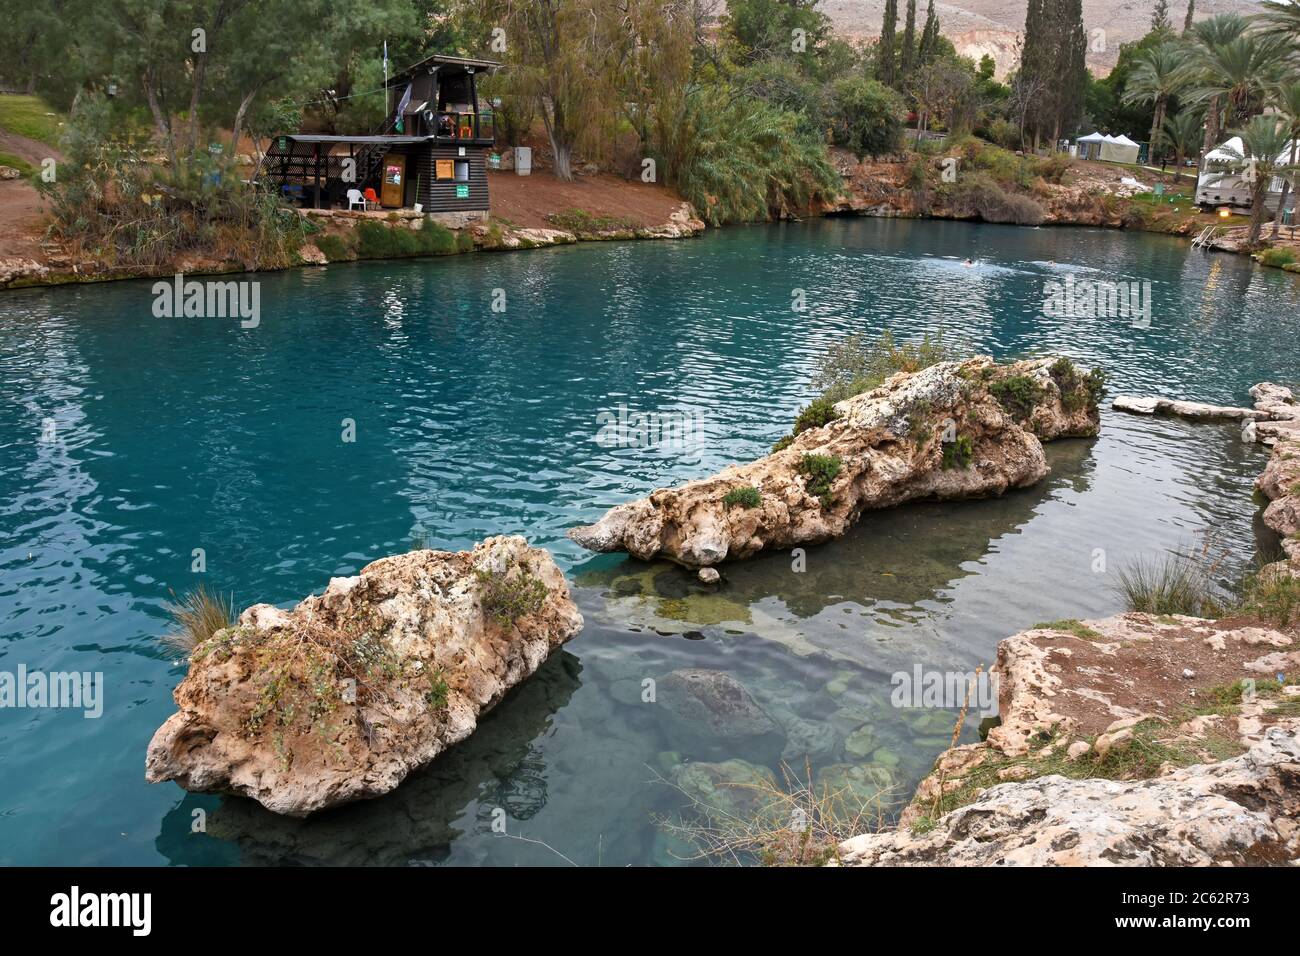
[
  {"xmin": 1101, "ymin": 134, "xmax": 1140, "ymax": 164},
  {"xmin": 1075, "ymin": 131, "xmax": 1140, "ymax": 163},
  {"xmin": 1198, "ymin": 135, "xmax": 1300, "ymax": 211},
  {"xmin": 1076, "ymin": 131, "xmax": 1108, "ymax": 161}
]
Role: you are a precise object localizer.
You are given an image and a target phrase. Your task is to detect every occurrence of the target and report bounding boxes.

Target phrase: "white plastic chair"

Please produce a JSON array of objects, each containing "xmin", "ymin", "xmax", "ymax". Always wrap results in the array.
[{"xmin": 346, "ymin": 188, "xmax": 366, "ymax": 211}]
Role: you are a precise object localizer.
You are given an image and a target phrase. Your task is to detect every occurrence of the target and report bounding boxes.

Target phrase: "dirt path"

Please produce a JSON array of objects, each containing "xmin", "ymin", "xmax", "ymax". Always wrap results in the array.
[
  {"xmin": 0, "ymin": 128, "xmax": 59, "ymax": 258},
  {"xmin": 486, "ymin": 169, "xmax": 686, "ymax": 230}
]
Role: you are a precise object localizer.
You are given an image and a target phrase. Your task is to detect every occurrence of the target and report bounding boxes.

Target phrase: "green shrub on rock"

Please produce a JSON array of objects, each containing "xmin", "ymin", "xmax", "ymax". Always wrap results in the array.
[
  {"xmin": 798, "ymin": 453, "xmax": 841, "ymax": 507},
  {"xmin": 723, "ymin": 485, "xmax": 762, "ymax": 509},
  {"xmin": 474, "ymin": 564, "xmax": 549, "ymax": 628},
  {"xmin": 988, "ymin": 374, "xmax": 1043, "ymax": 421},
  {"xmin": 942, "ymin": 434, "xmax": 974, "ymax": 469}
]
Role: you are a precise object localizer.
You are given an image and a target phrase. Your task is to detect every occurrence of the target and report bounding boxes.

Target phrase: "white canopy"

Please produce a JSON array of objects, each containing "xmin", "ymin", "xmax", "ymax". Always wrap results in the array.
[
  {"xmin": 1110, "ymin": 134, "xmax": 1139, "ymax": 147},
  {"xmin": 1206, "ymin": 135, "xmax": 1298, "ymax": 165},
  {"xmin": 1077, "ymin": 131, "xmax": 1109, "ymax": 143}
]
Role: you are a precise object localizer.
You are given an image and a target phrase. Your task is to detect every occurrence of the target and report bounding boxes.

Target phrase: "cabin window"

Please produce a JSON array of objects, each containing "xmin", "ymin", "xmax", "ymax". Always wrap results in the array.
[
  {"xmin": 454, "ymin": 160, "xmax": 470, "ymax": 182},
  {"xmin": 436, "ymin": 159, "xmax": 455, "ymax": 180}
]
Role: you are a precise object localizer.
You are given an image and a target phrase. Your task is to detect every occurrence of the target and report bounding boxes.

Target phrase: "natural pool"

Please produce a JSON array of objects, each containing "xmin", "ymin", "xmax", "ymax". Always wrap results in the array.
[{"xmin": 1, "ymin": 217, "xmax": 1298, "ymax": 865}]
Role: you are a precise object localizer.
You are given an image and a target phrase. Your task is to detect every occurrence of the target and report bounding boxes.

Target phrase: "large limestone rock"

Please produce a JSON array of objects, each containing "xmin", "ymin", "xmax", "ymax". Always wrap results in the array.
[
  {"xmin": 1257, "ymin": 436, "xmax": 1300, "ymax": 573},
  {"xmin": 145, "ymin": 535, "xmax": 583, "ymax": 816},
  {"xmin": 569, "ymin": 356, "xmax": 1100, "ymax": 567},
  {"xmin": 836, "ymin": 724, "xmax": 1300, "ymax": 866},
  {"xmin": 835, "ymin": 611, "xmax": 1300, "ymax": 865}
]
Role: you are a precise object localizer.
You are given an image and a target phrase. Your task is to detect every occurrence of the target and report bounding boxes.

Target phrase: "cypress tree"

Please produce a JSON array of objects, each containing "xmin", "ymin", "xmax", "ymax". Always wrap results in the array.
[
  {"xmin": 878, "ymin": 0, "xmax": 898, "ymax": 86},
  {"xmin": 901, "ymin": 0, "xmax": 918, "ymax": 78},
  {"xmin": 1182, "ymin": 0, "xmax": 1194, "ymax": 33},
  {"xmin": 1152, "ymin": 0, "xmax": 1171, "ymax": 32},
  {"xmin": 919, "ymin": 0, "xmax": 940, "ymax": 62}
]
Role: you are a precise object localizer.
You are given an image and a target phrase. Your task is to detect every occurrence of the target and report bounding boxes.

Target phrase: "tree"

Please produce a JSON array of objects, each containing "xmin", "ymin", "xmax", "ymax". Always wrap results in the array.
[
  {"xmin": 1183, "ymin": 0, "xmax": 1195, "ymax": 34},
  {"xmin": 1218, "ymin": 114, "xmax": 1296, "ymax": 244},
  {"xmin": 480, "ymin": 0, "xmax": 619, "ymax": 181},
  {"xmin": 909, "ymin": 55, "xmax": 981, "ymax": 135},
  {"xmin": 918, "ymin": 0, "xmax": 941, "ymax": 64},
  {"xmin": 1161, "ymin": 108, "xmax": 1203, "ymax": 181},
  {"xmin": 1152, "ymin": 0, "xmax": 1171, "ymax": 33},
  {"xmin": 1018, "ymin": 0, "xmax": 1087, "ymax": 146},
  {"xmin": 829, "ymin": 75, "xmax": 906, "ymax": 157},
  {"xmin": 1184, "ymin": 14, "xmax": 1267, "ymax": 164},
  {"xmin": 725, "ymin": 0, "xmax": 830, "ymax": 64},
  {"xmin": 901, "ymin": 0, "xmax": 918, "ymax": 79},
  {"xmin": 1121, "ymin": 42, "xmax": 1187, "ymax": 154},
  {"xmin": 1267, "ymin": 80, "xmax": 1300, "ymax": 239},
  {"xmin": 878, "ymin": 0, "xmax": 899, "ymax": 86}
]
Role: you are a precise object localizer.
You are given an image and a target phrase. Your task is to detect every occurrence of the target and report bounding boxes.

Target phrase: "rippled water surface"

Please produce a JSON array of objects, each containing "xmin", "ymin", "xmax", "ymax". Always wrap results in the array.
[{"xmin": 2, "ymin": 218, "xmax": 1298, "ymax": 865}]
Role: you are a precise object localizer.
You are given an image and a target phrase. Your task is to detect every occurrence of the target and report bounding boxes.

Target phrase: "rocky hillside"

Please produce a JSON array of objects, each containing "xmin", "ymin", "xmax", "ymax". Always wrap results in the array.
[{"xmin": 818, "ymin": 0, "xmax": 1265, "ymax": 75}]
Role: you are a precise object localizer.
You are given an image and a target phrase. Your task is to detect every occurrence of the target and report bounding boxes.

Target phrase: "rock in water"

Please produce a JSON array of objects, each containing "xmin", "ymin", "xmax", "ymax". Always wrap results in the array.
[
  {"xmin": 656, "ymin": 669, "xmax": 785, "ymax": 762},
  {"xmin": 145, "ymin": 535, "xmax": 583, "ymax": 816},
  {"xmin": 568, "ymin": 357, "xmax": 1100, "ymax": 567},
  {"xmin": 836, "ymin": 724, "xmax": 1300, "ymax": 866}
]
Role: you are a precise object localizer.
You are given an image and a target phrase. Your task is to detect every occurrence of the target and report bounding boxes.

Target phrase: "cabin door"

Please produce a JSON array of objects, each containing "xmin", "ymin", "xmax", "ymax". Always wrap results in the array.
[{"xmin": 381, "ymin": 155, "xmax": 406, "ymax": 208}]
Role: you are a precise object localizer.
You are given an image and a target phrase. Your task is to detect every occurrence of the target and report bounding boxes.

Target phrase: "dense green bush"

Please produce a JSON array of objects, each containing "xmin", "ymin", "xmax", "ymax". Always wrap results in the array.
[
  {"xmin": 828, "ymin": 76, "xmax": 905, "ymax": 158},
  {"xmin": 314, "ymin": 233, "xmax": 354, "ymax": 262},
  {"xmin": 40, "ymin": 92, "xmax": 309, "ymax": 270},
  {"xmin": 942, "ymin": 434, "xmax": 974, "ymax": 469},
  {"xmin": 793, "ymin": 395, "xmax": 842, "ymax": 434},
  {"xmin": 723, "ymin": 485, "xmax": 762, "ymax": 509},
  {"xmin": 353, "ymin": 218, "xmax": 462, "ymax": 259},
  {"xmin": 665, "ymin": 89, "xmax": 841, "ymax": 226},
  {"xmin": 797, "ymin": 453, "xmax": 841, "ymax": 507},
  {"xmin": 988, "ymin": 374, "xmax": 1044, "ymax": 420},
  {"xmin": 811, "ymin": 329, "xmax": 955, "ymax": 404}
]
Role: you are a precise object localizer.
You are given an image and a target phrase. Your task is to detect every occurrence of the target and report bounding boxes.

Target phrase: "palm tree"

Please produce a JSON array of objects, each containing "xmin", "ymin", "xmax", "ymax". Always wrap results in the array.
[
  {"xmin": 1121, "ymin": 42, "xmax": 1188, "ymax": 154},
  {"xmin": 1268, "ymin": 79, "xmax": 1300, "ymax": 239},
  {"xmin": 1218, "ymin": 114, "xmax": 1297, "ymax": 245},
  {"xmin": 1162, "ymin": 108, "xmax": 1205, "ymax": 182},
  {"xmin": 1261, "ymin": 0, "xmax": 1300, "ymax": 41},
  {"xmin": 1183, "ymin": 33, "xmax": 1289, "ymax": 128},
  {"xmin": 1183, "ymin": 14, "xmax": 1253, "ymax": 163}
]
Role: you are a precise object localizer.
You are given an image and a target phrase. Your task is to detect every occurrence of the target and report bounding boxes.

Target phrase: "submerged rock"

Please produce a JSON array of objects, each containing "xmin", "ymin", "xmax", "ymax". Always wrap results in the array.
[
  {"xmin": 671, "ymin": 758, "xmax": 780, "ymax": 822},
  {"xmin": 145, "ymin": 535, "xmax": 583, "ymax": 816},
  {"xmin": 568, "ymin": 356, "xmax": 1100, "ymax": 567},
  {"xmin": 656, "ymin": 669, "xmax": 785, "ymax": 761}
]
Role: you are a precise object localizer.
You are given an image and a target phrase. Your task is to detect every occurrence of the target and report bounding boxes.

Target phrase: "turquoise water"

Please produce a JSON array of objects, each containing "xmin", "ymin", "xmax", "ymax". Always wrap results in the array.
[{"xmin": 1, "ymin": 218, "xmax": 1297, "ymax": 865}]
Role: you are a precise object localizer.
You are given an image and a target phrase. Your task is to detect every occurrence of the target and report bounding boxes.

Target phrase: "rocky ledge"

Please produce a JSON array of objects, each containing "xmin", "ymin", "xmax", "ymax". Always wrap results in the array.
[
  {"xmin": 836, "ymin": 612, "xmax": 1300, "ymax": 866},
  {"xmin": 1258, "ymin": 432, "xmax": 1300, "ymax": 578},
  {"xmin": 569, "ymin": 356, "xmax": 1101, "ymax": 568},
  {"xmin": 145, "ymin": 535, "xmax": 583, "ymax": 816},
  {"xmin": 1113, "ymin": 381, "xmax": 1300, "ymax": 445}
]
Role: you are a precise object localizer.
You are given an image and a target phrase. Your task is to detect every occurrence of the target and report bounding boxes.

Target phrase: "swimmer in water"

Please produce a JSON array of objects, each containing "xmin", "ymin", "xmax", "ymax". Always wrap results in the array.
[{"xmin": 963, "ymin": 258, "xmax": 974, "ymax": 267}]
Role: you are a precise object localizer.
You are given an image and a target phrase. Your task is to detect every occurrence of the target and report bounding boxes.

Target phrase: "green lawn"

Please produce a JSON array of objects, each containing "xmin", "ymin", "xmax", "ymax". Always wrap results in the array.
[
  {"xmin": 0, "ymin": 93, "xmax": 65, "ymax": 147},
  {"xmin": 0, "ymin": 150, "xmax": 35, "ymax": 175}
]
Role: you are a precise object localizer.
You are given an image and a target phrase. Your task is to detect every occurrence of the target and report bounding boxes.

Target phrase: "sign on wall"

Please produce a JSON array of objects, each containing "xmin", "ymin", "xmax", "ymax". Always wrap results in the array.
[{"xmin": 456, "ymin": 184, "xmax": 469, "ymax": 199}]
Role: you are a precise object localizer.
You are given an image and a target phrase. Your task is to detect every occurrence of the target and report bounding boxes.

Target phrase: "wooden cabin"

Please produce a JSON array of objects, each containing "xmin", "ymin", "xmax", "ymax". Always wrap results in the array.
[{"xmin": 260, "ymin": 54, "xmax": 500, "ymax": 220}]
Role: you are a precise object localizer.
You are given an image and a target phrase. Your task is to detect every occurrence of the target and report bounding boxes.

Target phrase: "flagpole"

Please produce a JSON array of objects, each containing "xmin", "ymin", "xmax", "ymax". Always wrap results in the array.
[{"xmin": 384, "ymin": 41, "xmax": 390, "ymax": 122}]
